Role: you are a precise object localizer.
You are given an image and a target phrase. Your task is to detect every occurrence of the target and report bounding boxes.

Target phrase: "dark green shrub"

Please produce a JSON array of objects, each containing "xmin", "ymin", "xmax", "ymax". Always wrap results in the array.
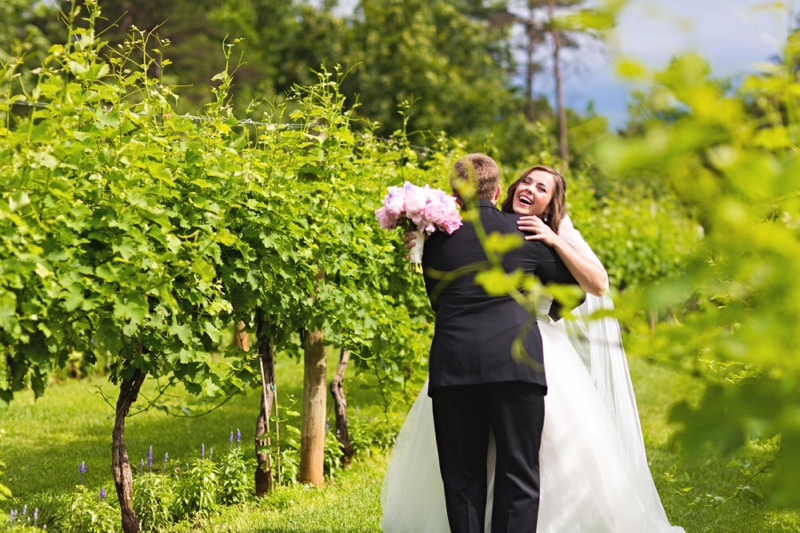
[
  {"xmin": 323, "ymin": 430, "xmax": 343, "ymax": 479},
  {"xmin": 172, "ymin": 458, "xmax": 218, "ymax": 519},
  {"xmin": 61, "ymin": 486, "xmax": 118, "ymax": 533},
  {"xmin": 217, "ymin": 448, "xmax": 250, "ymax": 505},
  {"xmin": 132, "ymin": 473, "xmax": 174, "ymax": 531},
  {"xmin": 349, "ymin": 414, "xmax": 403, "ymax": 456}
]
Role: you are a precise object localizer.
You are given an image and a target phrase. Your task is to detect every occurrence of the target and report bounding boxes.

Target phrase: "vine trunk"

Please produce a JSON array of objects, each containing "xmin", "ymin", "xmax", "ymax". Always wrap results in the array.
[
  {"xmin": 254, "ymin": 312, "xmax": 277, "ymax": 496},
  {"xmin": 330, "ymin": 348, "xmax": 354, "ymax": 466},
  {"xmin": 112, "ymin": 367, "xmax": 147, "ymax": 533}
]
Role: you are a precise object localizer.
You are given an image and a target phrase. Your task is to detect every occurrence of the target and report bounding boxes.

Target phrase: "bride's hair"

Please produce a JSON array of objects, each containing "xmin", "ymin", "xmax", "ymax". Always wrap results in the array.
[{"xmin": 500, "ymin": 165, "xmax": 566, "ymax": 232}]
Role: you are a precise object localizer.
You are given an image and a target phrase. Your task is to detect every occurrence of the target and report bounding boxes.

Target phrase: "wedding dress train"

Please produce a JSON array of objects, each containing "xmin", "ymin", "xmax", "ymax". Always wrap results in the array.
[{"xmin": 381, "ymin": 320, "xmax": 684, "ymax": 532}]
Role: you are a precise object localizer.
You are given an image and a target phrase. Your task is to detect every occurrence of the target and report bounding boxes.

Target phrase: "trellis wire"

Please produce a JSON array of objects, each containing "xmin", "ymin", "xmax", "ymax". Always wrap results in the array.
[{"xmin": 1, "ymin": 99, "xmax": 433, "ymax": 153}]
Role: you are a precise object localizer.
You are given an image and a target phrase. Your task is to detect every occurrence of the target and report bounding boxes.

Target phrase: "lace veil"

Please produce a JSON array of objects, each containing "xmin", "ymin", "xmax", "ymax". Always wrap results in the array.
[{"xmin": 557, "ymin": 215, "xmax": 670, "ymax": 521}]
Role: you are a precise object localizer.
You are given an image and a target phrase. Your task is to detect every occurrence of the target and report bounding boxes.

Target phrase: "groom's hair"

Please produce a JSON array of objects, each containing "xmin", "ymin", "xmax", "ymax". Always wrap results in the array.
[{"xmin": 450, "ymin": 154, "xmax": 499, "ymax": 203}]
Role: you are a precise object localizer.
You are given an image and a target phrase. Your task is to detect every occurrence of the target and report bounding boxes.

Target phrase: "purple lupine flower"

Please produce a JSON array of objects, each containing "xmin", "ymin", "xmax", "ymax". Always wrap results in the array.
[
  {"xmin": 140, "ymin": 458, "xmax": 144, "ymax": 475},
  {"xmin": 99, "ymin": 487, "xmax": 107, "ymax": 500},
  {"xmin": 209, "ymin": 447, "xmax": 213, "ymax": 461},
  {"xmin": 10, "ymin": 509, "xmax": 17, "ymax": 525},
  {"xmin": 325, "ymin": 420, "xmax": 330, "ymax": 432},
  {"xmin": 78, "ymin": 461, "xmax": 86, "ymax": 484},
  {"xmin": 201, "ymin": 443, "xmax": 205, "ymax": 458},
  {"xmin": 229, "ymin": 431, "xmax": 234, "ymax": 451},
  {"xmin": 163, "ymin": 452, "xmax": 169, "ymax": 470},
  {"xmin": 34, "ymin": 508, "xmax": 39, "ymax": 527},
  {"xmin": 147, "ymin": 446, "xmax": 153, "ymax": 472},
  {"xmin": 22, "ymin": 505, "xmax": 27, "ymax": 515},
  {"xmin": 236, "ymin": 428, "xmax": 241, "ymax": 447}
]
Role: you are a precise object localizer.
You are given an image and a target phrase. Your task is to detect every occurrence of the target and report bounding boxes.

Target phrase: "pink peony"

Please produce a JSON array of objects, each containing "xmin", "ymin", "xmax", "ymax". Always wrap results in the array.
[
  {"xmin": 403, "ymin": 187, "xmax": 427, "ymax": 225},
  {"xmin": 375, "ymin": 181, "xmax": 462, "ymax": 235},
  {"xmin": 383, "ymin": 188, "xmax": 406, "ymax": 217},
  {"xmin": 375, "ymin": 206, "xmax": 397, "ymax": 229}
]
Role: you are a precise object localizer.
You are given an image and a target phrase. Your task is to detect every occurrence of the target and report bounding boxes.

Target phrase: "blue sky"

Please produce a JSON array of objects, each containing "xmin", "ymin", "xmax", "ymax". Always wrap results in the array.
[
  {"xmin": 328, "ymin": 0, "xmax": 793, "ymax": 130},
  {"xmin": 559, "ymin": 0, "xmax": 793, "ymax": 129}
]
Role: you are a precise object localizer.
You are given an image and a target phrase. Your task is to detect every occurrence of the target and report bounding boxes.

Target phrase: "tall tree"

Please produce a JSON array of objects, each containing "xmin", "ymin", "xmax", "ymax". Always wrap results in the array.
[
  {"xmin": 547, "ymin": 0, "xmax": 569, "ymax": 167},
  {"xmin": 344, "ymin": 0, "xmax": 514, "ymax": 140},
  {"xmin": 0, "ymin": 0, "xmax": 52, "ymax": 93},
  {"xmin": 34, "ymin": 0, "xmax": 305, "ymax": 113},
  {"xmin": 523, "ymin": 15, "xmax": 546, "ymax": 123},
  {"xmin": 488, "ymin": 1, "xmax": 548, "ymax": 123},
  {"xmin": 207, "ymin": 0, "xmax": 347, "ymax": 113},
  {"xmin": 490, "ymin": 0, "xmax": 596, "ymax": 167}
]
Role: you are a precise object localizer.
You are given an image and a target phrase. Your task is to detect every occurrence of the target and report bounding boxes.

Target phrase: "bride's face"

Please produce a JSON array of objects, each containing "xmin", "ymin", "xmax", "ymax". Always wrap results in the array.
[{"xmin": 512, "ymin": 170, "xmax": 555, "ymax": 217}]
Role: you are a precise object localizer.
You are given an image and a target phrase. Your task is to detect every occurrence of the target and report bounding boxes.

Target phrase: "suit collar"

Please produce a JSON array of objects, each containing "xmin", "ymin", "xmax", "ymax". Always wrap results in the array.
[{"xmin": 476, "ymin": 199, "xmax": 498, "ymax": 209}]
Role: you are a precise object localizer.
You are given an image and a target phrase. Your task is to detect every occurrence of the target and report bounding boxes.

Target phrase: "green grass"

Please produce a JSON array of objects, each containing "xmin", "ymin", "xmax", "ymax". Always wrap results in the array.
[
  {"xmin": 163, "ymin": 456, "xmax": 386, "ymax": 533},
  {"xmin": 1, "ymin": 353, "xmax": 800, "ymax": 532},
  {"xmin": 630, "ymin": 357, "xmax": 800, "ymax": 533},
  {"xmin": 0, "ymin": 350, "xmax": 391, "ymax": 503}
]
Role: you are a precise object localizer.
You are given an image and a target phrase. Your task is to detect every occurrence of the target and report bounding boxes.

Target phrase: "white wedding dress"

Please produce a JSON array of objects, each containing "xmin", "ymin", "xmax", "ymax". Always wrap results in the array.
[{"xmin": 381, "ymin": 217, "xmax": 684, "ymax": 533}]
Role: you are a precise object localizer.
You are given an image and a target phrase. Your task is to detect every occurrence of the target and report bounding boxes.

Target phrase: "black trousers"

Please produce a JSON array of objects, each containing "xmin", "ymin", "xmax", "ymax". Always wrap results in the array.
[{"xmin": 431, "ymin": 381, "xmax": 546, "ymax": 533}]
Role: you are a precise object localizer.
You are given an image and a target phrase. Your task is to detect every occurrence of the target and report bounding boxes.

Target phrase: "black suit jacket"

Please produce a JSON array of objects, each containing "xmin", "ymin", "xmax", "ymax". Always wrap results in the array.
[{"xmin": 423, "ymin": 200, "xmax": 579, "ymax": 396}]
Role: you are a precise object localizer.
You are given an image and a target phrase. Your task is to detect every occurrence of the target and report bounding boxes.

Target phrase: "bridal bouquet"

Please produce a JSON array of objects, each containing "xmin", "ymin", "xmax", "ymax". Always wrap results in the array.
[{"xmin": 375, "ymin": 181, "xmax": 462, "ymax": 272}]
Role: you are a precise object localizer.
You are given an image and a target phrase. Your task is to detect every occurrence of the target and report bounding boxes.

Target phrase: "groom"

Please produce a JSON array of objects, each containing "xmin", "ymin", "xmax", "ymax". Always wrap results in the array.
[{"xmin": 420, "ymin": 154, "xmax": 578, "ymax": 533}]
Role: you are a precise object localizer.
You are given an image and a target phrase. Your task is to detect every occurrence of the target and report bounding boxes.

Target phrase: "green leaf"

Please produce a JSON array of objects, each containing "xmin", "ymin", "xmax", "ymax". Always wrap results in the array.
[
  {"xmin": 474, "ymin": 268, "xmax": 525, "ymax": 296},
  {"xmin": 483, "ymin": 232, "xmax": 523, "ymax": 255},
  {"xmin": 0, "ymin": 293, "xmax": 18, "ymax": 333},
  {"xmin": 216, "ymin": 230, "xmax": 237, "ymax": 246},
  {"xmin": 31, "ymin": 151, "xmax": 58, "ymax": 170},
  {"xmin": 113, "ymin": 293, "xmax": 148, "ymax": 325},
  {"xmin": 68, "ymin": 60, "xmax": 88, "ymax": 76},
  {"xmin": 96, "ymin": 108, "xmax": 120, "ymax": 128},
  {"xmin": 204, "ymin": 321, "xmax": 221, "ymax": 343},
  {"xmin": 8, "ymin": 192, "xmax": 30, "ymax": 212},
  {"xmin": 547, "ymin": 284, "xmax": 585, "ymax": 315},
  {"xmin": 169, "ymin": 323, "xmax": 193, "ymax": 344},
  {"xmin": 34, "ymin": 263, "xmax": 52, "ymax": 278},
  {"xmin": 192, "ymin": 258, "xmax": 216, "ymax": 281}
]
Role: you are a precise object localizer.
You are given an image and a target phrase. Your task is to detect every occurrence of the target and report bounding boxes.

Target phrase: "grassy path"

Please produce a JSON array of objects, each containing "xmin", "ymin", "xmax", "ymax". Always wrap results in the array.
[{"xmin": 1, "ymin": 355, "xmax": 799, "ymax": 531}]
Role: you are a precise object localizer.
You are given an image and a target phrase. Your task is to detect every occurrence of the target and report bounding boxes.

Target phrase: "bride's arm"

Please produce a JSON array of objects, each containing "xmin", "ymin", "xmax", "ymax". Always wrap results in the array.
[{"xmin": 517, "ymin": 216, "xmax": 608, "ymax": 297}]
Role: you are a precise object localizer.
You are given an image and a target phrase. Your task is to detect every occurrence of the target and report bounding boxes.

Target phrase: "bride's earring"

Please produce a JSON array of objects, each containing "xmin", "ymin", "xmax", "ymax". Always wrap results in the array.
[{"xmin": 543, "ymin": 213, "xmax": 550, "ymax": 223}]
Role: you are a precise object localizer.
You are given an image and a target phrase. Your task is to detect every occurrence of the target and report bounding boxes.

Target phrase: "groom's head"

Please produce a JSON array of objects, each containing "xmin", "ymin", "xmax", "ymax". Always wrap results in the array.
[{"xmin": 450, "ymin": 154, "xmax": 501, "ymax": 206}]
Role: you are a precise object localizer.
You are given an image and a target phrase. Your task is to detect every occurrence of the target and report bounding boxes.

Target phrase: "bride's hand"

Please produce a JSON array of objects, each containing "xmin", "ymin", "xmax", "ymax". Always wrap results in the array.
[{"xmin": 517, "ymin": 216, "xmax": 558, "ymax": 246}]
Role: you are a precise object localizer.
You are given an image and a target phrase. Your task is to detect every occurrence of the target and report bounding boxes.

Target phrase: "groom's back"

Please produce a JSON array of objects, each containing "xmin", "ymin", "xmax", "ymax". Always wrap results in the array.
[{"xmin": 422, "ymin": 201, "xmax": 576, "ymax": 396}]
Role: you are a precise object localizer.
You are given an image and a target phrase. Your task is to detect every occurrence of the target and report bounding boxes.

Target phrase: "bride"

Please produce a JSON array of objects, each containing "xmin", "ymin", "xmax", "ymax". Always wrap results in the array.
[{"xmin": 381, "ymin": 165, "xmax": 684, "ymax": 533}]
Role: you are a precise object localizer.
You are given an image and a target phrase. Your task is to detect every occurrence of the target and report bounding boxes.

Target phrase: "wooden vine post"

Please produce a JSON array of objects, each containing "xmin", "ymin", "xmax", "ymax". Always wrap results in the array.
[
  {"xmin": 299, "ymin": 327, "xmax": 327, "ymax": 485},
  {"xmin": 299, "ymin": 122, "xmax": 328, "ymax": 486},
  {"xmin": 330, "ymin": 348, "xmax": 354, "ymax": 466},
  {"xmin": 233, "ymin": 321, "xmax": 250, "ymax": 350}
]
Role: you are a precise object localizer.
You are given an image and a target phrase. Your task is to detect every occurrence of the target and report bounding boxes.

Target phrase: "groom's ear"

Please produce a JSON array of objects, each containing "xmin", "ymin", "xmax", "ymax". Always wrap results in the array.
[{"xmin": 492, "ymin": 184, "xmax": 501, "ymax": 204}]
